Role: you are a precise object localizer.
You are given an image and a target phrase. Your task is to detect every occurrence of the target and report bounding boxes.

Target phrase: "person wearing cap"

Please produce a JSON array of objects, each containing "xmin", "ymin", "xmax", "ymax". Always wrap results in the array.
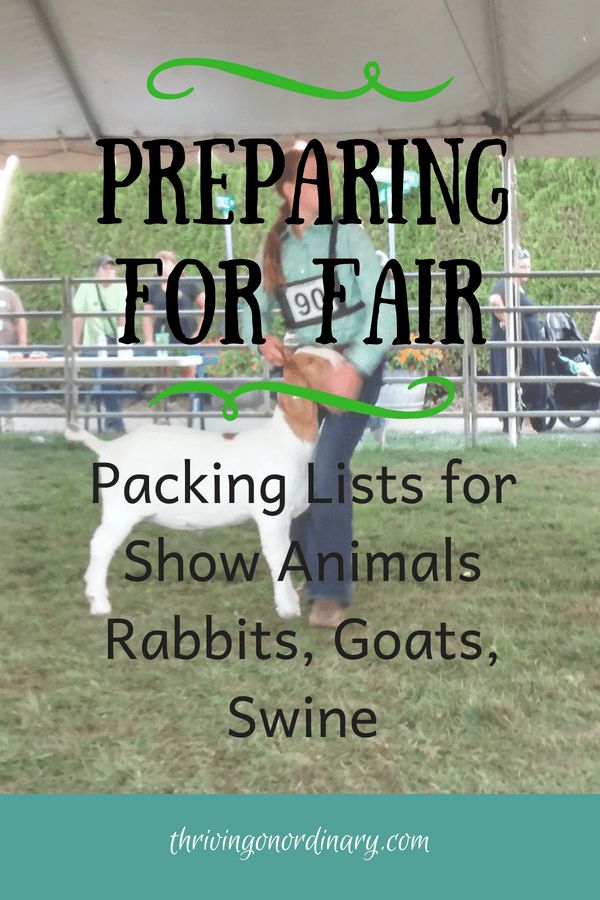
[
  {"xmin": 489, "ymin": 248, "xmax": 548, "ymax": 435},
  {"xmin": 72, "ymin": 256, "xmax": 151, "ymax": 433},
  {"xmin": 145, "ymin": 249, "xmax": 205, "ymax": 376}
]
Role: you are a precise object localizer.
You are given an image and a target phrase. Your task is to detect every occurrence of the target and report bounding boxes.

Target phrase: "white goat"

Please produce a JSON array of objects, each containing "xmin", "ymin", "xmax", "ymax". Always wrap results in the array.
[{"xmin": 65, "ymin": 350, "xmax": 340, "ymax": 619}]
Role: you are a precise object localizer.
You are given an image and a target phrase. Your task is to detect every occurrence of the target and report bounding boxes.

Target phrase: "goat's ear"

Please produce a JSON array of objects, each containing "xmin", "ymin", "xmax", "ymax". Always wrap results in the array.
[
  {"xmin": 283, "ymin": 357, "xmax": 309, "ymax": 388},
  {"xmin": 282, "ymin": 358, "xmax": 299, "ymax": 382},
  {"xmin": 298, "ymin": 354, "xmax": 332, "ymax": 389},
  {"xmin": 278, "ymin": 391, "xmax": 318, "ymax": 442},
  {"xmin": 315, "ymin": 357, "xmax": 333, "ymax": 384},
  {"xmin": 278, "ymin": 393, "xmax": 298, "ymax": 416},
  {"xmin": 279, "ymin": 394, "xmax": 304, "ymax": 418}
]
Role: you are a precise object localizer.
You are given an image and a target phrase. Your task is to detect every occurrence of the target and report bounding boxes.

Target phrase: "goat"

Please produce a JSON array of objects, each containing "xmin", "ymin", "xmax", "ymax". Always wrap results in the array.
[{"xmin": 65, "ymin": 350, "xmax": 341, "ymax": 619}]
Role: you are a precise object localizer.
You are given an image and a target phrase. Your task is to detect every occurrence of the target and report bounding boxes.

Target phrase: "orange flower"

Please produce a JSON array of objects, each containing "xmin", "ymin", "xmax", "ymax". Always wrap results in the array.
[{"xmin": 389, "ymin": 334, "xmax": 444, "ymax": 372}]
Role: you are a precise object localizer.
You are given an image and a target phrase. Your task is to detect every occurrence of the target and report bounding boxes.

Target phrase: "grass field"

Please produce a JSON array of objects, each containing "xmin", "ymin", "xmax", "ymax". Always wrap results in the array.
[{"xmin": 1, "ymin": 431, "xmax": 599, "ymax": 794}]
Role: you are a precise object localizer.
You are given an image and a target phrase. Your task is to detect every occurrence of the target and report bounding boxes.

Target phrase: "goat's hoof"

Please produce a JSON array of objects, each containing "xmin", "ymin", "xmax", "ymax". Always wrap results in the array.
[
  {"xmin": 276, "ymin": 597, "xmax": 302, "ymax": 620},
  {"xmin": 89, "ymin": 600, "xmax": 112, "ymax": 616},
  {"xmin": 278, "ymin": 608, "xmax": 301, "ymax": 620}
]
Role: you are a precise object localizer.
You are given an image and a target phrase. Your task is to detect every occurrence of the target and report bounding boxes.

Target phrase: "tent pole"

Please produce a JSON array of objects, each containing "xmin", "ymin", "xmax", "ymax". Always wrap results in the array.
[
  {"xmin": 502, "ymin": 139, "xmax": 519, "ymax": 446},
  {"xmin": 386, "ymin": 188, "xmax": 396, "ymax": 260}
]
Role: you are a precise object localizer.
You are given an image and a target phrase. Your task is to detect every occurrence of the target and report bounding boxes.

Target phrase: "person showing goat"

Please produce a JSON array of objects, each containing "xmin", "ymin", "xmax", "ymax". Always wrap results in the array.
[{"xmin": 252, "ymin": 148, "xmax": 395, "ymax": 628}]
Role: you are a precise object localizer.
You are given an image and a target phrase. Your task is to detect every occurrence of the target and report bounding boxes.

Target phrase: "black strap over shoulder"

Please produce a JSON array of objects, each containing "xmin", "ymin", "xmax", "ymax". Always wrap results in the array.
[
  {"xmin": 328, "ymin": 215, "xmax": 341, "ymax": 293},
  {"xmin": 328, "ymin": 215, "xmax": 340, "ymax": 259},
  {"xmin": 95, "ymin": 284, "xmax": 118, "ymax": 338}
]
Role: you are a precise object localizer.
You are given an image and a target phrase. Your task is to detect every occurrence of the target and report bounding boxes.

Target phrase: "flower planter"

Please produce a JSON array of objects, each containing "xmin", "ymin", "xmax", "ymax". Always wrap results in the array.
[
  {"xmin": 202, "ymin": 349, "xmax": 267, "ymax": 411},
  {"xmin": 376, "ymin": 368, "xmax": 427, "ymax": 431}
]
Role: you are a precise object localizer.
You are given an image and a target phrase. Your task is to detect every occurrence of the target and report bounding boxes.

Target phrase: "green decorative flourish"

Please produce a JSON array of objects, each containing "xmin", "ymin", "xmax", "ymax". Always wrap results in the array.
[
  {"xmin": 147, "ymin": 58, "xmax": 452, "ymax": 103},
  {"xmin": 149, "ymin": 375, "xmax": 455, "ymax": 422}
]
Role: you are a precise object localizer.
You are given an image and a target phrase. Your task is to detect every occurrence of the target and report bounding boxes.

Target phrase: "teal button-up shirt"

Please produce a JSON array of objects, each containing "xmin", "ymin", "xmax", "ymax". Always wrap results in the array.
[{"xmin": 249, "ymin": 221, "xmax": 396, "ymax": 375}]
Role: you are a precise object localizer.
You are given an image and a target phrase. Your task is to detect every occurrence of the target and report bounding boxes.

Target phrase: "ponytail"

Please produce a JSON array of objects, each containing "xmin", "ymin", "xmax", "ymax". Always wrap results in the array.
[
  {"xmin": 261, "ymin": 147, "xmax": 306, "ymax": 295},
  {"xmin": 262, "ymin": 201, "xmax": 289, "ymax": 294}
]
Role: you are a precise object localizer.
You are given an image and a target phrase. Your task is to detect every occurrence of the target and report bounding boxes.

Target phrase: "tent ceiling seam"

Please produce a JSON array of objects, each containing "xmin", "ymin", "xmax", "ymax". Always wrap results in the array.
[
  {"xmin": 513, "ymin": 54, "xmax": 600, "ymax": 129},
  {"xmin": 486, "ymin": 0, "xmax": 509, "ymax": 129},
  {"xmin": 443, "ymin": 0, "xmax": 494, "ymax": 108},
  {"xmin": 27, "ymin": 0, "xmax": 102, "ymax": 141}
]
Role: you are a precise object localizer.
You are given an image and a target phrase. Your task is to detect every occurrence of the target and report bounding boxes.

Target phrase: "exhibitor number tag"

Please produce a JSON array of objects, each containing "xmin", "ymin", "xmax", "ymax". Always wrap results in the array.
[{"xmin": 282, "ymin": 276, "xmax": 342, "ymax": 328}]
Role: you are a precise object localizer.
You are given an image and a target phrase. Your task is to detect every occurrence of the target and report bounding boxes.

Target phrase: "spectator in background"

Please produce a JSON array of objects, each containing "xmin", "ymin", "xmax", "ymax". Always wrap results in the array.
[
  {"xmin": 145, "ymin": 251, "xmax": 206, "ymax": 421},
  {"xmin": 0, "ymin": 278, "xmax": 27, "ymax": 430},
  {"xmin": 367, "ymin": 250, "xmax": 392, "ymax": 445},
  {"xmin": 489, "ymin": 248, "xmax": 548, "ymax": 434},
  {"xmin": 72, "ymin": 255, "xmax": 151, "ymax": 434},
  {"xmin": 146, "ymin": 250, "xmax": 205, "ymax": 380}
]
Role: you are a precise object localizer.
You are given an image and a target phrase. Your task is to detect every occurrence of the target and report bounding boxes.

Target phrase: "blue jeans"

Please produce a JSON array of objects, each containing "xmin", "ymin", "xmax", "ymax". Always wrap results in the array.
[
  {"xmin": 81, "ymin": 341, "xmax": 124, "ymax": 431},
  {"xmin": 290, "ymin": 361, "xmax": 385, "ymax": 606},
  {"xmin": 0, "ymin": 367, "xmax": 16, "ymax": 414}
]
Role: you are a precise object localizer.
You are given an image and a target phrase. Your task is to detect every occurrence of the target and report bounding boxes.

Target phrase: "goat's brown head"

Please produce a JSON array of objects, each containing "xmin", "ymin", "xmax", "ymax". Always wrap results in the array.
[{"xmin": 280, "ymin": 348, "xmax": 344, "ymax": 442}]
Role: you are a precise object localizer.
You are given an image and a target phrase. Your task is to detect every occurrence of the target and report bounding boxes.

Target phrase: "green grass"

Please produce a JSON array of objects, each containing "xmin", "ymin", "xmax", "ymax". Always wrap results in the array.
[{"xmin": 1, "ymin": 432, "xmax": 599, "ymax": 794}]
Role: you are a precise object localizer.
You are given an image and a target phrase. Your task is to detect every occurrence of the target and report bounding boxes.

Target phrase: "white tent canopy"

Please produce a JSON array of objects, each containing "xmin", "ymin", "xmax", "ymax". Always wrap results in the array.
[{"xmin": 2, "ymin": 0, "xmax": 600, "ymax": 171}]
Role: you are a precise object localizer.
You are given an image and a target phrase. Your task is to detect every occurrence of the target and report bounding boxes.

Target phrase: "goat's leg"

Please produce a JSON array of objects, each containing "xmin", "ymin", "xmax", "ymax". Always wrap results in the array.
[
  {"xmin": 256, "ymin": 519, "xmax": 301, "ymax": 619},
  {"xmin": 84, "ymin": 519, "xmax": 133, "ymax": 615}
]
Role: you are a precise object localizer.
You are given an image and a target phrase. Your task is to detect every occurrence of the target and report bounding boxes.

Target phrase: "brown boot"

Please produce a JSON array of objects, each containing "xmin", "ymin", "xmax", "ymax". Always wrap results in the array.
[
  {"xmin": 309, "ymin": 599, "xmax": 348, "ymax": 629},
  {"xmin": 520, "ymin": 417, "xmax": 538, "ymax": 436}
]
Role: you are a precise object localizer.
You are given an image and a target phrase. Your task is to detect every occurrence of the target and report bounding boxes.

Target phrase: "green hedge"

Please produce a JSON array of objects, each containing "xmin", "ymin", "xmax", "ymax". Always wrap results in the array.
[{"xmin": 2, "ymin": 154, "xmax": 599, "ymax": 348}]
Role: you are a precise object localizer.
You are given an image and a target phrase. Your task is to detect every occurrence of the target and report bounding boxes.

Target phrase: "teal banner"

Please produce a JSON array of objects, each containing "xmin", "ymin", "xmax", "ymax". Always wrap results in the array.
[{"xmin": 0, "ymin": 795, "xmax": 596, "ymax": 897}]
